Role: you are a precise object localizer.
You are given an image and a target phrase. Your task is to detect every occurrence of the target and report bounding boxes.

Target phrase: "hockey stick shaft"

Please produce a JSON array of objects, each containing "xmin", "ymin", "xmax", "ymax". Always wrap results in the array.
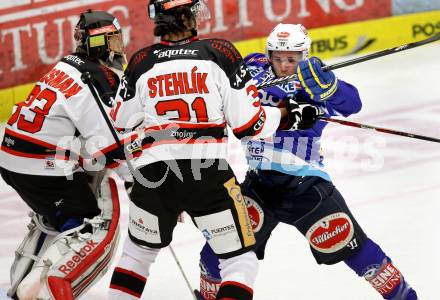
[
  {"xmin": 320, "ymin": 117, "xmax": 440, "ymax": 143},
  {"xmin": 169, "ymin": 245, "xmax": 198, "ymax": 300},
  {"xmin": 81, "ymin": 72, "xmax": 139, "ymax": 181},
  {"xmin": 82, "ymin": 74, "xmax": 198, "ymax": 298},
  {"xmin": 81, "ymin": 72, "xmax": 124, "ymax": 149},
  {"xmin": 257, "ymin": 33, "xmax": 440, "ymax": 89}
]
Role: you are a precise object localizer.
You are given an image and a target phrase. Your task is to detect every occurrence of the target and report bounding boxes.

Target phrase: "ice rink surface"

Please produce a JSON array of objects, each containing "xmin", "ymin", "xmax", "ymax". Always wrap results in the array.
[{"xmin": 0, "ymin": 43, "xmax": 439, "ymax": 300}]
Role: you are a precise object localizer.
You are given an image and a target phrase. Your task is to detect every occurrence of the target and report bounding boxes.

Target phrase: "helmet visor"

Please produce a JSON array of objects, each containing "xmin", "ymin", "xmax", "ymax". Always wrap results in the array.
[{"xmin": 107, "ymin": 32, "xmax": 124, "ymax": 55}]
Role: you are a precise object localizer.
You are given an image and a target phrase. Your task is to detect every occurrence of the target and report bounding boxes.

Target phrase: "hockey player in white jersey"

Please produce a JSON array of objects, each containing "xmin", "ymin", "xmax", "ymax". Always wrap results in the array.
[
  {"xmin": 198, "ymin": 24, "xmax": 418, "ymax": 300},
  {"xmin": 106, "ymin": 1, "xmax": 313, "ymax": 299},
  {"xmin": 0, "ymin": 10, "xmax": 131, "ymax": 300}
]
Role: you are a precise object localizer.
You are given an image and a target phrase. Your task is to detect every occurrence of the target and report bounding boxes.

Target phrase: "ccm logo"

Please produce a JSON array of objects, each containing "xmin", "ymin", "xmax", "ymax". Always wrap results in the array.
[
  {"xmin": 58, "ymin": 240, "xmax": 99, "ymax": 275},
  {"xmin": 277, "ymin": 31, "xmax": 290, "ymax": 38},
  {"xmin": 253, "ymin": 111, "xmax": 266, "ymax": 132}
]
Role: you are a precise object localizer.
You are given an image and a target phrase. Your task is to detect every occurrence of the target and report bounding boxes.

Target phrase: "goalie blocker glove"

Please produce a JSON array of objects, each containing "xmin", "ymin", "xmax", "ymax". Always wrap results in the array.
[
  {"xmin": 281, "ymin": 96, "xmax": 321, "ymax": 130},
  {"xmin": 297, "ymin": 56, "xmax": 338, "ymax": 101}
]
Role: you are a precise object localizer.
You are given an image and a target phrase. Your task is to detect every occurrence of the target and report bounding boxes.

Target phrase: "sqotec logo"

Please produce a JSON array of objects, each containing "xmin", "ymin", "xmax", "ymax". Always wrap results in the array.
[
  {"xmin": 154, "ymin": 48, "xmax": 199, "ymax": 59},
  {"xmin": 305, "ymin": 212, "xmax": 355, "ymax": 253}
]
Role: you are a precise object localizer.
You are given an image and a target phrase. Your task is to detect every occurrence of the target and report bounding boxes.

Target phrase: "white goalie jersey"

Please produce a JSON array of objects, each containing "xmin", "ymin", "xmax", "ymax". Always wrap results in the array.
[
  {"xmin": 0, "ymin": 53, "xmax": 127, "ymax": 176},
  {"xmin": 111, "ymin": 38, "xmax": 281, "ymax": 168}
]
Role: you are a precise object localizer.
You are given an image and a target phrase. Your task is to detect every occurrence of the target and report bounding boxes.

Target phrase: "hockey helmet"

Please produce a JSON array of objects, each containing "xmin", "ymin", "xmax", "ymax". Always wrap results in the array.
[
  {"xmin": 148, "ymin": 0, "xmax": 211, "ymax": 23},
  {"xmin": 266, "ymin": 23, "xmax": 312, "ymax": 59},
  {"xmin": 74, "ymin": 10, "xmax": 125, "ymax": 60}
]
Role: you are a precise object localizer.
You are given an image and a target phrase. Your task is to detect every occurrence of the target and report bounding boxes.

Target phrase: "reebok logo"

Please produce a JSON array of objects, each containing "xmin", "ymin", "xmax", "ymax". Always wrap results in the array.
[{"xmin": 58, "ymin": 239, "xmax": 99, "ymax": 275}]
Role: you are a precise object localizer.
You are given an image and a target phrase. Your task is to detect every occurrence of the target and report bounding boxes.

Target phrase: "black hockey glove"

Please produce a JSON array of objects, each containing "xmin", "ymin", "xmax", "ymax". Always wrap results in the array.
[{"xmin": 282, "ymin": 97, "xmax": 321, "ymax": 130}]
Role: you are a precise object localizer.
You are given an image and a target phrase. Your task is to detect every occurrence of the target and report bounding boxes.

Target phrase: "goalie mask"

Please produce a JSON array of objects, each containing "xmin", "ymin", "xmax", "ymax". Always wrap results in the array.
[
  {"xmin": 266, "ymin": 23, "xmax": 312, "ymax": 60},
  {"xmin": 74, "ymin": 10, "xmax": 127, "ymax": 69},
  {"xmin": 148, "ymin": 0, "xmax": 211, "ymax": 36}
]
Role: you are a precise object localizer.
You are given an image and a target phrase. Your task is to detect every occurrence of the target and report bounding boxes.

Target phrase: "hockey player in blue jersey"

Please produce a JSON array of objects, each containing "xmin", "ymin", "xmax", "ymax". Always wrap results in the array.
[{"xmin": 198, "ymin": 23, "xmax": 418, "ymax": 300}]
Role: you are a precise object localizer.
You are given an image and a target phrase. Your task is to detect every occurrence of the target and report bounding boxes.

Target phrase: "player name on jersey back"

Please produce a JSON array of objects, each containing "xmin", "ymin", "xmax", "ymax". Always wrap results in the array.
[
  {"xmin": 148, "ymin": 67, "xmax": 209, "ymax": 98},
  {"xmin": 112, "ymin": 38, "xmax": 282, "ymax": 168}
]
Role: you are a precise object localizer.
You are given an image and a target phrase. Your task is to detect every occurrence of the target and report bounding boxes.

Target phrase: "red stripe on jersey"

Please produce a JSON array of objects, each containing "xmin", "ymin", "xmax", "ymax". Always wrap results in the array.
[
  {"xmin": 232, "ymin": 107, "xmax": 264, "ymax": 135},
  {"xmin": 93, "ymin": 132, "xmax": 138, "ymax": 158},
  {"xmin": 5, "ymin": 128, "xmax": 57, "ymax": 149},
  {"xmin": 0, "ymin": 146, "xmax": 68, "ymax": 160}
]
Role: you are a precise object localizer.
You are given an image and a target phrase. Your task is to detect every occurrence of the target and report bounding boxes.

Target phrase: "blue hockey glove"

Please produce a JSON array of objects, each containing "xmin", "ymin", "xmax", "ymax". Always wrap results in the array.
[
  {"xmin": 282, "ymin": 97, "xmax": 321, "ymax": 130},
  {"xmin": 297, "ymin": 57, "xmax": 338, "ymax": 101}
]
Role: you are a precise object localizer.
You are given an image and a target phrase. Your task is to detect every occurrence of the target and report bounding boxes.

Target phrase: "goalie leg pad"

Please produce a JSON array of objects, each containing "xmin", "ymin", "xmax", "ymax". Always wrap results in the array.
[
  {"xmin": 294, "ymin": 180, "xmax": 367, "ymax": 265},
  {"xmin": 17, "ymin": 175, "xmax": 120, "ymax": 300},
  {"xmin": 7, "ymin": 213, "xmax": 59, "ymax": 298}
]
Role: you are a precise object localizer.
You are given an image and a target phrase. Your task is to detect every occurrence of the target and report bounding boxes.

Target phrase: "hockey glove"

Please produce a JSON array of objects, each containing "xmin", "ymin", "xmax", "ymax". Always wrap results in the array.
[
  {"xmin": 281, "ymin": 97, "xmax": 321, "ymax": 130},
  {"xmin": 297, "ymin": 57, "xmax": 338, "ymax": 101}
]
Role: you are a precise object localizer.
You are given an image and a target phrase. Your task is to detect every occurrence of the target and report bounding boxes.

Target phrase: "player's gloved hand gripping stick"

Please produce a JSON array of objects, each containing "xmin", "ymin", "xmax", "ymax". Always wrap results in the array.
[{"xmin": 267, "ymin": 34, "xmax": 440, "ymax": 143}]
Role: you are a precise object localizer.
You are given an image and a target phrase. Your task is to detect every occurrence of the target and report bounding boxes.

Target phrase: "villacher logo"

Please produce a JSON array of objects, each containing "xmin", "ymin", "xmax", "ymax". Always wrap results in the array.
[{"xmin": 306, "ymin": 212, "xmax": 355, "ymax": 254}]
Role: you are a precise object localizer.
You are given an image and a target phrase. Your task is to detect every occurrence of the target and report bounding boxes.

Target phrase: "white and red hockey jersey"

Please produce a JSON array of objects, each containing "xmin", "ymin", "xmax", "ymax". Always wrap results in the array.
[
  {"xmin": 112, "ymin": 37, "xmax": 281, "ymax": 167},
  {"xmin": 0, "ymin": 53, "xmax": 130, "ymax": 176}
]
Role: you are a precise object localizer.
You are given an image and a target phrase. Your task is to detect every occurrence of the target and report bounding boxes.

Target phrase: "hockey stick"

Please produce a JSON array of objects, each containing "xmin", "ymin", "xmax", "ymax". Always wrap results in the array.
[
  {"xmin": 81, "ymin": 72, "xmax": 140, "ymax": 179},
  {"xmin": 257, "ymin": 33, "xmax": 440, "ymax": 89},
  {"xmin": 320, "ymin": 116, "xmax": 440, "ymax": 143},
  {"xmin": 81, "ymin": 72, "xmax": 199, "ymax": 299},
  {"xmin": 169, "ymin": 245, "xmax": 199, "ymax": 300}
]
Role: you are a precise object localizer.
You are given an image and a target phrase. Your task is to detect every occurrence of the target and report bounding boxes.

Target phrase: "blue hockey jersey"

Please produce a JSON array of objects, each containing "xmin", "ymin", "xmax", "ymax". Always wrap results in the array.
[{"xmin": 244, "ymin": 53, "xmax": 362, "ymax": 180}]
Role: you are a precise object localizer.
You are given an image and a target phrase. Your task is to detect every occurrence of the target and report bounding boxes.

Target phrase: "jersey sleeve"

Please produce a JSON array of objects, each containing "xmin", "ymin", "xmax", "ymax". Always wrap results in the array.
[
  {"xmin": 110, "ymin": 49, "xmax": 149, "ymax": 131},
  {"xmin": 209, "ymin": 39, "xmax": 281, "ymax": 139},
  {"xmin": 63, "ymin": 79, "xmax": 133, "ymax": 168},
  {"xmin": 323, "ymin": 80, "xmax": 362, "ymax": 117}
]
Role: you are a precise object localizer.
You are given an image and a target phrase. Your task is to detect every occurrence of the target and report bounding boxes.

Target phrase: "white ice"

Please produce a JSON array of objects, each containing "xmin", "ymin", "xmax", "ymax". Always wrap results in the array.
[{"xmin": 0, "ymin": 43, "xmax": 439, "ymax": 300}]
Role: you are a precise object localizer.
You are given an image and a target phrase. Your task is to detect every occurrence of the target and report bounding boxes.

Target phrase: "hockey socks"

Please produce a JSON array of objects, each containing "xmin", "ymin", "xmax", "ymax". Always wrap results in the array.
[
  {"xmin": 200, "ymin": 243, "xmax": 221, "ymax": 299},
  {"xmin": 217, "ymin": 251, "xmax": 258, "ymax": 300},
  {"xmin": 108, "ymin": 238, "xmax": 159, "ymax": 299},
  {"xmin": 110, "ymin": 267, "xmax": 147, "ymax": 299},
  {"xmin": 344, "ymin": 238, "xmax": 417, "ymax": 300}
]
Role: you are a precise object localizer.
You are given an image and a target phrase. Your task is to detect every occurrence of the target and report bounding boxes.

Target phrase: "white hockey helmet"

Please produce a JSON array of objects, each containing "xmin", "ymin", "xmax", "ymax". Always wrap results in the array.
[{"xmin": 266, "ymin": 23, "xmax": 312, "ymax": 59}]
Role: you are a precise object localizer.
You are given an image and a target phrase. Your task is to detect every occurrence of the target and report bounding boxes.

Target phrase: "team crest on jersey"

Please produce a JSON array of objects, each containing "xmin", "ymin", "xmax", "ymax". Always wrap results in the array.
[
  {"xmin": 306, "ymin": 212, "xmax": 355, "ymax": 253},
  {"xmin": 45, "ymin": 156, "xmax": 55, "ymax": 170}
]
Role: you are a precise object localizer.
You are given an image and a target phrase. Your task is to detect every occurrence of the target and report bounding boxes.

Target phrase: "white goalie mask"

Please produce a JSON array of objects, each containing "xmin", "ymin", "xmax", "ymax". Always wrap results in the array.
[{"xmin": 266, "ymin": 23, "xmax": 312, "ymax": 60}]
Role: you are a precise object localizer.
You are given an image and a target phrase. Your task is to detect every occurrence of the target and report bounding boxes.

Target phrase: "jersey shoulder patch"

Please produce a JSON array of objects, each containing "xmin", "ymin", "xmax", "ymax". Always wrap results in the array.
[
  {"xmin": 203, "ymin": 38, "xmax": 252, "ymax": 89},
  {"xmin": 60, "ymin": 53, "xmax": 119, "ymax": 107}
]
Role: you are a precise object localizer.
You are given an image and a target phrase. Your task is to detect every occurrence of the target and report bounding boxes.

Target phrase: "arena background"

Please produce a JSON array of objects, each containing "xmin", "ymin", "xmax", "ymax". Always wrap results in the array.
[
  {"xmin": 0, "ymin": 0, "xmax": 439, "ymax": 122},
  {"xmin": 1, "ymin": 1, "xmax": 440, "ymax": 299}
]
